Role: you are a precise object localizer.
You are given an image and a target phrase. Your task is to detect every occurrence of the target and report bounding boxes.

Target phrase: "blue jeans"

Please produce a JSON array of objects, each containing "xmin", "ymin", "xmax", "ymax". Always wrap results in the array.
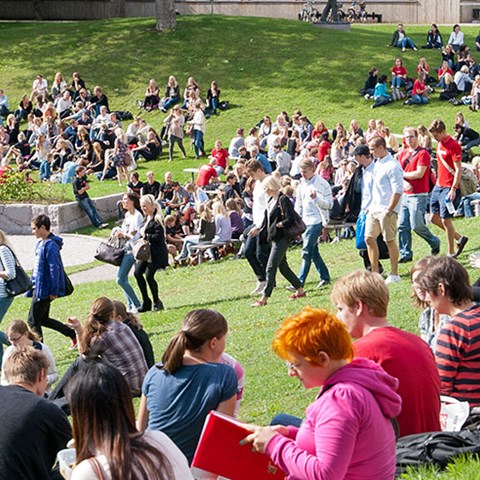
[
  {"xmin": 398, "ymin": 194, "xmax": 440, "ymax": 259},
  {"xmin": 193, "ymin": 129, "xmax": 205, "ymax": 158},
  {"xmin": 163, "ymin": 96, "xmax": 180, "ymax": 111},
  {"xmin": 78, "ymin": 196, "xmax": 103, "ymax": 227},
  {"xmin": 464, "ymin": 138, "xmax": 480, "ymax": 151},
  {"xmin": 397, "ymin": 37, "xmax": 415, "ymax": 49},
  {"xmin": 457, "ymin": 192, "xmax": 480, "ymax": 217},
  {"xmin": 298, "ymin": 223, "xmax": 330, "ymax": 285},
  {"xmin": 117, "ymin": 252, "xmax": 141, "ymax": 310},
  {"xmin": 392, "ymin": 77, "xmax": 406, "ymax": 88},
  {"xmin": 39, "ymin": 160, "xmax": 51, "ymax": 180},
  {"xmin": 206, "ymin": 97, "xmax": 219, "ymax": 116},
  {"xmin": 410, "ymin": 94, "xmax": 428, "ymax": 104}
]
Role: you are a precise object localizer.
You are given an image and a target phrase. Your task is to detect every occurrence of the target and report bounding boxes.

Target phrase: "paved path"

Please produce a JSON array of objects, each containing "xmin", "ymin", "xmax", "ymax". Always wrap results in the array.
[{"xmin": 10, "ymin": 234, "xmax": 119, "ymax": 285}]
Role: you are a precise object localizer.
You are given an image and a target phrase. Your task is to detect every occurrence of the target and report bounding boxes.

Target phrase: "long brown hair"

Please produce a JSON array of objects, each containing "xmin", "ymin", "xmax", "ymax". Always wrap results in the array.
[
  {"xmin": 7, "ymin": 320, "xmax": 40, "ymax": 342},
  {"xmin": 162, "ymin": 309, "xmax": 228, "ymax": 374},
  {"xmin": 80, "ymin": 297, "xmax": 114, "ymax": 355},
  {"xmin": 68, "ymin": 361, "xmax": 172, "ymax": 480},
  {"xmin": 112, "ymin": 300, "xmax": 143, "ymax": 330}
]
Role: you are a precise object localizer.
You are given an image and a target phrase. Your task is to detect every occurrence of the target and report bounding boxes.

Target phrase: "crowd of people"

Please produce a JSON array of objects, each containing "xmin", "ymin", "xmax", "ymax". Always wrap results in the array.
[
  {"xmin": 362, "ymin": 23, "xmax": 480, "ymax": 108},
  {"xmin": 1, "ymin": 39, "xmax": 480, "ymax": 479}
]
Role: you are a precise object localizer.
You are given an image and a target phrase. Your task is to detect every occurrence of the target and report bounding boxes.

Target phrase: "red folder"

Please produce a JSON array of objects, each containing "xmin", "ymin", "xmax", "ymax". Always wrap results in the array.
[{"xmin": 191, "ymin": 411, "xmax": 286, "ymax": 480}]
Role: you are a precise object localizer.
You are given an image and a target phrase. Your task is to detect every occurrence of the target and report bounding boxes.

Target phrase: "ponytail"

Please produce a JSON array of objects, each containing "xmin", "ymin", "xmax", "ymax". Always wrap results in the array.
[{"xmin": 161, "ymin": 332, "xmax": 188, "ymax": 374}]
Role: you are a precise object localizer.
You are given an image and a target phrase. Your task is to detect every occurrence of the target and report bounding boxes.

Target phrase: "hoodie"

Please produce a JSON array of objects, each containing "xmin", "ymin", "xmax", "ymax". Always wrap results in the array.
[
  {"xmin": 265, "ymin": 358, "xmax": 401, "ymax": 480},
  {"xmin": 31, "ymin": 233, "xmax": 67, "ymax": 300}
]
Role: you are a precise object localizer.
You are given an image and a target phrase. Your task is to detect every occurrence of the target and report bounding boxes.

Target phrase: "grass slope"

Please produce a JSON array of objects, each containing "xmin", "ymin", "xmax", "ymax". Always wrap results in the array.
[
  {"xmin": 1, "ymin": 17, "xmax": 480, "ymax": 201},
  {"xmin": 1, "ymin": 16, "xmax": 480, "ymax": 477}
]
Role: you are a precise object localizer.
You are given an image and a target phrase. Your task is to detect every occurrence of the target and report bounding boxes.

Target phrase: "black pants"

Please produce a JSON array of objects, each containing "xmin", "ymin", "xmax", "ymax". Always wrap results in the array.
[
  {"xmin": 134, "ymin": 261, "xmax": 159, "ymax": 305},
  {"xmin": 245, "ymin": 234, "xmax": 270, "ymax": 282},
  {"xmin": 27, "ymin": 297, "xmax": 75, "ymax": 341}
]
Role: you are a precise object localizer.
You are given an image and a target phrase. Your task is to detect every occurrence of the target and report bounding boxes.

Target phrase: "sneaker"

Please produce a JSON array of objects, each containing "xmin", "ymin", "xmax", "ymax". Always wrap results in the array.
[
  {"xmin": 285, "ymin": 285, "xmax": 296, "ymax": 292},
  {"xmin": 364, "ymin": 93, "xmax": 371, "ymax": 100},
  {"xmin": 385, "ymin": 274, "xmax": 401, "ymax": 285},
  {"xmin": 402, "ymin": 47, "xmax": 406, "ymax": 52},
  {"xmin": 455, "ymin": 236, "xmax": 469, "ymax": 257},
  {"xmin": 398, "ymin": 256, "xmax": 413, "ymax": 264},
  {"xmin": 317, "ymin": 279, "xmax": 331, "ymax": 289},
  {"xmin": 98, "ymin": 223, "xmax": 109, "ymax": 229},
  {"xmin": 128, "ymin": 306, "xmax": 139, "ymax": 314},
  {"xmin": 251, "ymin": 281, "xmax": 266, "ymax": 295},
  {"xmin": 413, "ymin": 47, "xmax": 418, "ymax": 51},
  {"xmin": 68, "ymin": 337, "xmax": 78, "ymax": 351}
]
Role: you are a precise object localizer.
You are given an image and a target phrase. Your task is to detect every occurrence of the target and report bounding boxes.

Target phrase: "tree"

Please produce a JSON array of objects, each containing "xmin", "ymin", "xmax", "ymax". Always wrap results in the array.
[{"xmin": 155, "ymin": 0, "xmax": 176, "ymax": 31}]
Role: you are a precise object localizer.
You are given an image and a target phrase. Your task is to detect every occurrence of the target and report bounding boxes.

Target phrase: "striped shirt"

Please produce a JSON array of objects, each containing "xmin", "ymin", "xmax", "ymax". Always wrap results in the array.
[
  {"xmin": 0, "ymin": 245, "xmax": 16, "ymax": 298},
  {"xmin": 435, "ymin": 303, "xmax": 480, "ymax": 406}
]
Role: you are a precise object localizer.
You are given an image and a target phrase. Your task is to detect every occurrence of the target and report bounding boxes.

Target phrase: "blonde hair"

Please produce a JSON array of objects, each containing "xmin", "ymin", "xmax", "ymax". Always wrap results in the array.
[
  {"xmin": 3, "ymin": 347, "xmax": 49, "ymax": 386},
  {"xmin": 261, "ymin": 175, "xmax": 282, "ymax": 194},
  {"xmin": 331, "ymin": 270, "xmax": 389, "ymax": 317},
  {"xmin": 140, "ymin": 194, "xmax": 164, "ymax": 226},
  {"xmin": 212, "ymin": 201, "xmax": 228, "ymax": 218}
]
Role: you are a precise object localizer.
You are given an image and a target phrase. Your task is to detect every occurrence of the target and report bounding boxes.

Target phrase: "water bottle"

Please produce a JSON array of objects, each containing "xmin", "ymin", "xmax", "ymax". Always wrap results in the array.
[{"xmin": 444, "ymin": 197, "xmax": 455, "ymax": 214}]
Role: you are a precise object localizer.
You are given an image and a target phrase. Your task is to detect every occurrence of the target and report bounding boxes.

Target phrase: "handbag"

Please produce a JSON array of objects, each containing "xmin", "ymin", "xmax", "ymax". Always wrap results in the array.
[
  {"xmin": 94, "ymin": 235, "xmax": 126, "ymax": 266},
  {"xmin": 133, "ymin": 239, "xmax": 151, "ymax": 262},
  {"xmin": 4, "ymin": 248, "xmax": 32, "ymax": 297},
  {"xmin": 63, "ymin": 270, "xmax": 74, "ymax": 297},
  {"xmin": 355, "ymin": 210, "xmax": 367, "ymax": 250},
  {"xmin": 279, "ymin": 200, "xmax": 306, "ymax": 241}
]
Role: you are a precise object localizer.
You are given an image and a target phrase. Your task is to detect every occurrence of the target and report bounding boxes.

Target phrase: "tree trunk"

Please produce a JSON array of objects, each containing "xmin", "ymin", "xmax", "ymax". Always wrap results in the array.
[{"xmin": 155, "ymin": 0, "xmax": 176, "ymax": 31}]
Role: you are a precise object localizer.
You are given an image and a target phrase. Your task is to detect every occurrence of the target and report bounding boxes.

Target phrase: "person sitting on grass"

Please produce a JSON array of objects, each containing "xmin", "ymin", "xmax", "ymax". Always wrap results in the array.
[
  {"xmin": 391, "ymin": 57, "xmax": 408, "ymax": 94},
  {"xmin": 362, "ymin": 67, "xmax": 378, "ymax": 99},
  {"xmin": 390, "ymin": 23, "xmax": 418, "ymax": 52},
  {"xmin": 132, "ymin": 129, "xmax": 161, "ymax": 162},
  {"xmin": 161, "ymin": 75, "xmax": 181, "ymax": 113},
  {"xmin": 144, "ymin": 79, "xmax": 160, "ymax": 111},
  {"xmin": 371, "ymin": 75, "xmax": 392, "ymax": 109},
  {"xmin": 422, "ymin": 23, "xmax": 443, "ymax": 49},
  {"xmin": 404, "ymin": 72, "xmax": 429, "ymax": 105}
]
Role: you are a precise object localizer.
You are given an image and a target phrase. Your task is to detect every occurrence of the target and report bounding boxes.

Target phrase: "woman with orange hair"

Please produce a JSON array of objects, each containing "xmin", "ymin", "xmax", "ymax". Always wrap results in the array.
[{"xmin": 243, "ymin": 307, "xmax": 401, "ymax": 480}]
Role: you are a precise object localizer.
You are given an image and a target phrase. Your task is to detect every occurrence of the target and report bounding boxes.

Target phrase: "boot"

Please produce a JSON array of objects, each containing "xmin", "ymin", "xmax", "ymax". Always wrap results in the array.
[{"xmin": 138, "ymin": 299, "xmax": 152, "ymax": 313}]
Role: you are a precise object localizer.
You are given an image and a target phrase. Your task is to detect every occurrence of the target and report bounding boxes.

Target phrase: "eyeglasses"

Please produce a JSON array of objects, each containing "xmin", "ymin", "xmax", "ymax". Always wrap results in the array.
[
  {"xmin": 286, "ymin": 358, "xmax": 306, "ymax": 372},
  {"xmin": 8, "ymin": 335, "xmax": 23, "ymax": 342}
]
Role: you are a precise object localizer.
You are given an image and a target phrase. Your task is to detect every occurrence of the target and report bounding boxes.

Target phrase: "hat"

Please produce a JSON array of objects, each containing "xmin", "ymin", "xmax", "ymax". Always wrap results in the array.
[{"xmin": 352, "ymin": 145, "xmax": 370, "ymax": 157}]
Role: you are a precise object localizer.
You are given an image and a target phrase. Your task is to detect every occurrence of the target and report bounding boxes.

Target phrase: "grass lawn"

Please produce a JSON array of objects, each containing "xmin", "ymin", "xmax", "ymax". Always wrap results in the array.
[
  {"xmin": 1, "ymin": 17, "xmax": 480, "ymax": 202},
  {"xmin": 2, "ymin": 15, "xmax": 480, "ymax": 477}
]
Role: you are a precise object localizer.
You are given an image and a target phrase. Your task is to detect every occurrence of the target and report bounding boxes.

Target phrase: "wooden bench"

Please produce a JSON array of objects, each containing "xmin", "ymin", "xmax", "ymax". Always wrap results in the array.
[{"xmin": 324, "ymin": 222, "xmax": 356, "ymax": 242}]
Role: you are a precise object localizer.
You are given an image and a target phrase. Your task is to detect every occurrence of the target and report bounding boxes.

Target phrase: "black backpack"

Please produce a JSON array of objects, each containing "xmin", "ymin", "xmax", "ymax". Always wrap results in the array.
[{"xmin": 396, "ymin": 430, "xmax": 480, "ymax": 477}]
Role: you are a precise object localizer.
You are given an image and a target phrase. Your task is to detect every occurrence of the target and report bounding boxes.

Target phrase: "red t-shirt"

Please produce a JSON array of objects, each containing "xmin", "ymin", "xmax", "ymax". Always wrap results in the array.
[
  {"xmin": 316, "ymin": 140, "xmax": 331, "ymax": 162},
  {"xmin": 399, "ymin": 147, "xmax": 431, "ymax": 194},
  {"xmin": 354, "ymin": 326, "xmax": 441, "ymax": 437},
  {"xmin": 438, "ymin": 67, "xmax": 453, "ymax": 78},
  {"xmin": 392, "ymin": 66, "xmax": 407, "ymax": 77},
  {"xmin": 436, "ymin": 135, "xmax": 462, "ymax": 188},
  {"xmin": 196, "ymin": 164, "xmax": 218, "ymax": 187},
  {"xmin": 412, "ymin": 80, "xmax": 426, "ymax": 96},
  {"xmin": 211, "ymin": 148, "xmax": 229, "ymax": 170}
]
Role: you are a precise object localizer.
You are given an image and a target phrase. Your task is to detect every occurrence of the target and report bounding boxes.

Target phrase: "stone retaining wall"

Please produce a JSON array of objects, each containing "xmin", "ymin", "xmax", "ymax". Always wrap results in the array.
[{"xmin": 0, "ymin": 193, "xmax": 122, "ymax": 235}]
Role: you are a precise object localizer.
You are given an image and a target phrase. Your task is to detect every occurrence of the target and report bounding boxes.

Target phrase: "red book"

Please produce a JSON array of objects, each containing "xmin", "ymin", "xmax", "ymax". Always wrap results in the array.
[{"xmin": 191, "ymin": 411, "xmax": 286, "ymax": 480}]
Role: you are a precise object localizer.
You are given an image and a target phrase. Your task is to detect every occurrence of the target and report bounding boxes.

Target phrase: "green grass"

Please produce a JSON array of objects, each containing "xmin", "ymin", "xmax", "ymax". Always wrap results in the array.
[
  {"xmin": 1, "ymin": 17, "xmax": 480, "ymax": 201},
  {"xmin": 2, "ymin": 16, "xmax": 480, "ymax": 477}
]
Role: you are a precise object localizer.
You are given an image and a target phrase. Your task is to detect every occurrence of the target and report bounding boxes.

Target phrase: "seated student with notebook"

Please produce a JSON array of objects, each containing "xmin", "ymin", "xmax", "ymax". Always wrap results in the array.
[{"xmin": 243, "ymin": 307, "xmax": 401, "ymax": 480}]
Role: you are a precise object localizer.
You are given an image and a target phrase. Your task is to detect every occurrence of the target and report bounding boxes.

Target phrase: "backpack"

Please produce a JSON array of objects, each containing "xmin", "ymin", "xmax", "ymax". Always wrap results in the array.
[
  {"xmin": 396, "ymin": 430, "xmax": 480, "ymax": 477},
  {"xmin": 113, "ymin": 110, "xmax": 133, "ymax": 121},
  {"xmin": 460, "ymin": 166, "xmax": 478, "ymax": 197}
]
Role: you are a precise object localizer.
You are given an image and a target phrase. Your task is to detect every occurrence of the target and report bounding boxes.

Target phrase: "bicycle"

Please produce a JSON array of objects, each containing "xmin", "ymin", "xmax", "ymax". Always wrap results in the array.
[{"xmin": 298, "ymin": 0, "xmax": 320, "ymax": 22}]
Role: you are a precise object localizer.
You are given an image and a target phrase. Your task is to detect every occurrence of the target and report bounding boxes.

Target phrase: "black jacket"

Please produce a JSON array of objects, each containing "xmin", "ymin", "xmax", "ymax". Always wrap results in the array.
[
  {"xmin": 261, "ymin": 193, "xmax": 296, "ymax": 242},
  {"xmin": 142, "ymin": 213, "xmax": 169, "ymax": 269}
]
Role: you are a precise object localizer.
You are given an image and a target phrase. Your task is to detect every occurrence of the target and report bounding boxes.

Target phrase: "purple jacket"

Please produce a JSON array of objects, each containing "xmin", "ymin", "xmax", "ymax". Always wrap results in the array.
[{"xmin": 265, "ymin": 358, "xmax": 401, "ymax": 480}]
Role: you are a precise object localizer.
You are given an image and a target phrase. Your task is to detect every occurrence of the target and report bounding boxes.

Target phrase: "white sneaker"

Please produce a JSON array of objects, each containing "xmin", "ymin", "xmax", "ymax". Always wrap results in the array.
[
  {"xmin": 385, "ymin": 274, "xmax": 401, "ymax": 285},
  {"xmin": 128, "ymin": 306, "xmax": 139, "ymax": 314},
  {"xmin": 251, "ymin": 281, "xmax": 266, "ymax": 295}
]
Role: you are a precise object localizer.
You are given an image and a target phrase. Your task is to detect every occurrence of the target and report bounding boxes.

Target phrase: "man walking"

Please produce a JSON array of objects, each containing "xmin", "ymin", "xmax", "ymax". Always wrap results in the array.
[
  {"xmin": 27, "ymin": 214, "xmax": 76, "ymax": 346},
  {"xmin": 365, "ymin": 136, "xmax": 403, "ymax": 284},
  {"xmin": 428, "ymin": 119, "xmax": 468, "ymax": 257},
  {"xmin": 73, "ymin": 166, "xmax": 108, "ymax": 229},
  {"xmin": 398, "ymin": 127, "xmax": 440, "ymax": 262},
  {"xmin": 294, "ymin": 158, "xmax": 332, "ymax": 288}
]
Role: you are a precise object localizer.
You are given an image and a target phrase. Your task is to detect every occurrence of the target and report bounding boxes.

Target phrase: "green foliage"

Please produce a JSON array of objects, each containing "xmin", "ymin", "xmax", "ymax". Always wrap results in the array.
[{"xmin": 0, "ymin": 169, "xmax": 37, "ymax": 201}]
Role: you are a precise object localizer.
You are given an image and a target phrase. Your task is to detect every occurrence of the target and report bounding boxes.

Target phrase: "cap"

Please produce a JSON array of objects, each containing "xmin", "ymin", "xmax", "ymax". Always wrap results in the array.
[{"xmin": 352, "ymin": 145, "xmax": 370, "ymax": 157}]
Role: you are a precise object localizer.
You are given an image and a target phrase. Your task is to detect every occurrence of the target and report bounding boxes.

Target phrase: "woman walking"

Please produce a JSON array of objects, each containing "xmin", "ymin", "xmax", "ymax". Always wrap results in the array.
[
  {"xmin": 114, "ymin": 193, "xmax": 143, "ymax": 313},
  {"xmin": 134, "ymin": 195, "xmax": 169, "ymax": 313},
  {"xmin": 252, "ymin": 176, "xmax": 305, "ymax": 307}
]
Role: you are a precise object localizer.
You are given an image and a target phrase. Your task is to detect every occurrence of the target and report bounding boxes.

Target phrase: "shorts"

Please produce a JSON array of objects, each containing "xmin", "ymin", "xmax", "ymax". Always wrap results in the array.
[
  {"xmin": 365, "ymin": 210, "xmax": 398, "ymax": 243},
  {"xmin": 430, "ymin": 186, "xmax": 461, "ymax": 218}
]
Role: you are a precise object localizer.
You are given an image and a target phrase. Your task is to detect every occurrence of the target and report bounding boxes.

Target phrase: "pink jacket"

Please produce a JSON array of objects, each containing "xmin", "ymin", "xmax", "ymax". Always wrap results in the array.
[{"xmin": 265, "ymin": 358, "xmax": 401, "ymax": 480}]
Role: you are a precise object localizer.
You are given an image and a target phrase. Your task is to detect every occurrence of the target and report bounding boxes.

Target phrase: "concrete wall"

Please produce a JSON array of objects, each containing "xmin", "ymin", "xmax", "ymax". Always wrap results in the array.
[
  {"xmin": 0, "ymin": 0, "xmax": 476, "ymax": 24},
  {"xmin": 0, "ymin": 193, "xmax": 122, "ymax": 235}
]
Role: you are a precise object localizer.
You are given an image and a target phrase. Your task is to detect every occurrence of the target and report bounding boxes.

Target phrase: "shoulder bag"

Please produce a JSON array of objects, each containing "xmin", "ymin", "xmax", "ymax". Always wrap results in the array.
[
  {"xmin": 3, "ymin": 246, "xmax": 32, "ymax": 297},
  {"xmin": 94, "ymin": 235, "xmax": 126, "ymax": 267},
  {"xmin": 279, "ymin": 199, "xmax": 306, "ymax": 241},
  {"xmin": 63, "ymin": 270, "xmax": 74, "ymax": 297},
  {"xmin": 133, "ymin": 239, "xmax": 151, "ymax": 262}
]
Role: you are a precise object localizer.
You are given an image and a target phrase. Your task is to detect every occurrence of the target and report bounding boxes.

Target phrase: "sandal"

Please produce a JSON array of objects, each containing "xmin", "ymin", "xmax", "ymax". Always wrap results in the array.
[
  {"xmin": 290, "ymin": 291, "xmax": 307, "ymax": 300},
  {"xmin": 251, "ymin": 299, "xmax": 267, "ymax": 307}
]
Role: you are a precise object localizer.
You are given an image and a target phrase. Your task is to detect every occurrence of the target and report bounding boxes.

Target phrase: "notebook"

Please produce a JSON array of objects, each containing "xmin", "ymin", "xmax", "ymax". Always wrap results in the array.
[{"xmin": 191, "ymin": 411, "xmax": 286, "ymax": 480}]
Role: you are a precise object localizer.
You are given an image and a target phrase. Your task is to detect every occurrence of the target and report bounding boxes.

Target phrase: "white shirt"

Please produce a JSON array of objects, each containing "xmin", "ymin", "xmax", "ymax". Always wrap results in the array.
[
  {"xmin": 71, "ymin": 430, "xmax": 193, "ymax": 480},
  {"xmin": 193, "ymin": 110, "xmax": 206, "ymax": 134},
  {"xmin": 295, "ymin": 173, "xmax": 333, "ymax": 226},
  {"xmin": 252, "ymin": 179, "xmax": 268, "ymax": 228},
  {"xmin": 361, "ymin": 161, "xmax": 375, "ymax": 211},
  {"xmin": 370, "ymin": 153, "xmax": 404, "ymax": 213},
  {"xmin": 448, "ymin": 30, "xmax": 464, "ymax": 46},
  {"xmin": 121, "ymin": 210, "xmax": 144, "ymax": 250}
]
